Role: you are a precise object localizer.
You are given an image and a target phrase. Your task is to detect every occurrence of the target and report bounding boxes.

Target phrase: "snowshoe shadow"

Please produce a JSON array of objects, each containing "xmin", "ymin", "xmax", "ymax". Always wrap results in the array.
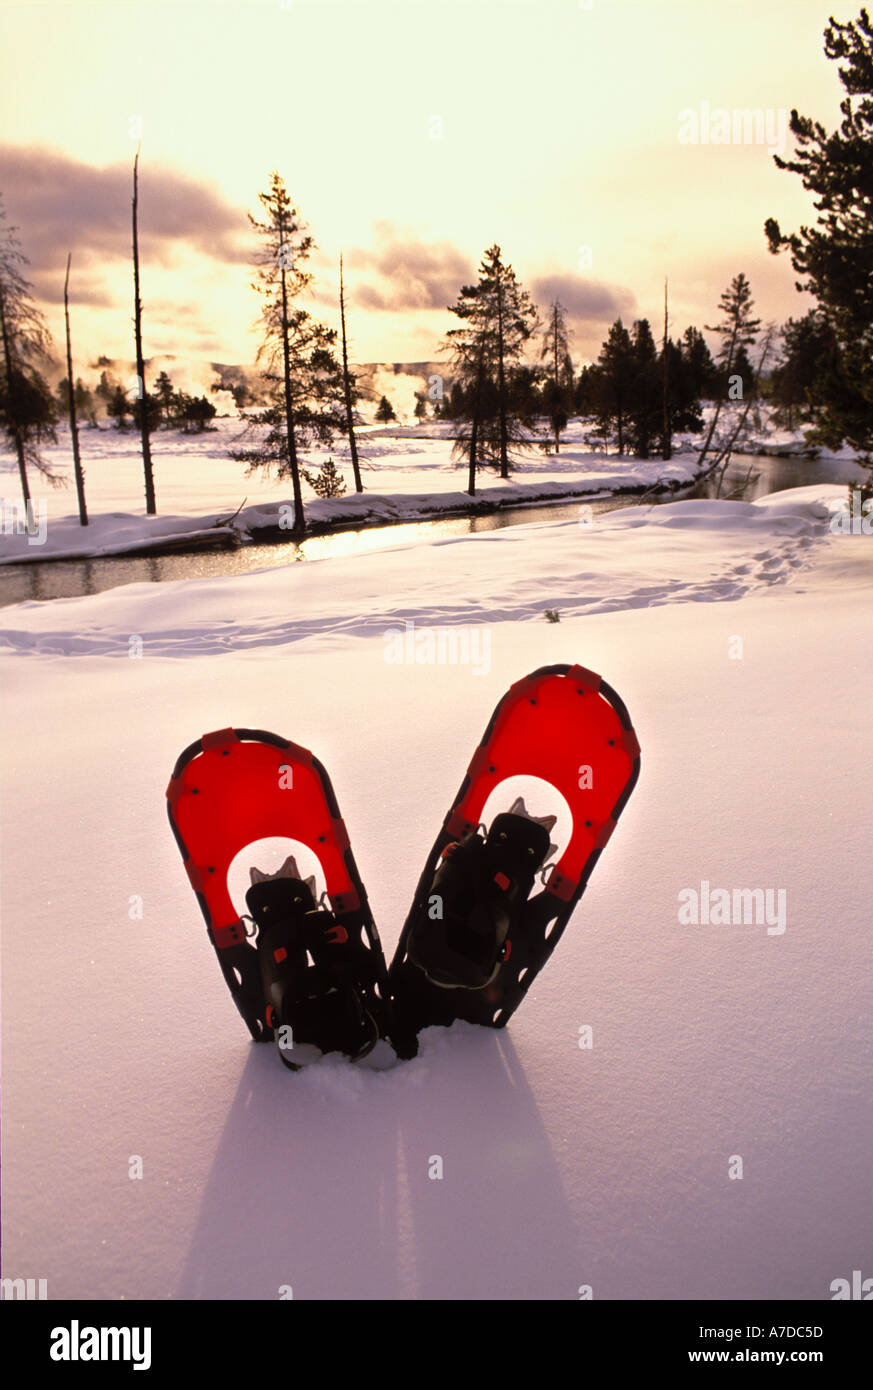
[
  {"xmin": 394, "ymin": 1022, "xmax": 585, "ymax": 1299},
  {"xmin": 175, "ymin": 1024, "xmax": 581, "ymax": 1299}
]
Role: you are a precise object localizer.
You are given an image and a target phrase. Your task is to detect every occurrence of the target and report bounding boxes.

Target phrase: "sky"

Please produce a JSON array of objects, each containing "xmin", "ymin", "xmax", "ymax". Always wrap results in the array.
[{"xmin": 0, "ymin": 0, "xmax": 854, "ymax": 380}]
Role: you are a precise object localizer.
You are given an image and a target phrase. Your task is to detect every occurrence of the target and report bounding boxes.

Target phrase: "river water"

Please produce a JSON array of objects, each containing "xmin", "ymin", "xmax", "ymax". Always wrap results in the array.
[{"xmin": 0, "ymin": 452, "xmax": 861, "ymax": 609}]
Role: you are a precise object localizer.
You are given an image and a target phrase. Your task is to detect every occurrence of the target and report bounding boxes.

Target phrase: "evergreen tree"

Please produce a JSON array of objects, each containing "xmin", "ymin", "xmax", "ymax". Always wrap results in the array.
[
  {"xmin": 539, "ymin": 299, "xmax": 574, "ymax": 452},
  {"xmin": 106, "ymin": 384, "xmax": 132, "ymax": 428},
  {"xmin": 443, "ymin": 276, "xmax": 491, "ymax": 493},
  {"xmin": 231, "ymin": 173, "xmax": 345, "ymax": 533},
  {"xmin": 447, "ymin": 380, "xmax": 466, "ymax": 420},
  {"xmin": 660, "ymin": 338, "xmax": 705, "ymax": 451},
  {"xmin": 56, "ymin": 376, "xmax": 96, "ymax": 423},
  {"xmin": 443, "ymin": 244, "xmax": 538, "ymax": 484},
  {"xmin": 591, "ymin": 319, "xmax": 636, "ymax": 454},
  {"xmin": 705, "ymin": 273, "xmax": 761, "ymax": 384},
  {"xmin": 695, "ymin": 273, "xmax": 761, "ymax": 467},
  {"xmin": 301, "ymin": 458, "xmax": 346, "ymax": 498},
  {"xmin": 154, "ymin": 370, "xmax": 176, "ymax": 427},
  {"xmin": 680, "ymin": 326, "xmax": 718, "ymax": 399},
  {"xmin": 375, "ymin": 395, "xmax": 396, "ymax": 423},
  {"xmin": 95, "ymin": 368, "xmax": 118, "ymax": 413},
  {"xmin": 0, "ymin": 197, "xmax": 59, "ymax": 505},
  {"xmin": 626, "ymin": 318, "xmax": 661, "ymax": 458},
  {"xmin": 727, "ymin": 344, "xmax": 757, "ymax": 399},
  {"xmin": 132, "ymin": 390, "xmax": 161, "ymax": 433},
  {"xmin": 770, "ymin": 311, "xmax": 837, "ymax": 428},
  {"xmin": 479, "ymin": 245, "xmax": 538, "ymax": 476},
  {"xmin": 182, "ymin": 394, "xmax": 217, "ymax": 431},
  {"xmin": 574, "ymin": 363, "xmax": 598, "ymax": 416},
  {"xmin": 765, "ymin": 7, "xmax": 873, "ymax": 468}
]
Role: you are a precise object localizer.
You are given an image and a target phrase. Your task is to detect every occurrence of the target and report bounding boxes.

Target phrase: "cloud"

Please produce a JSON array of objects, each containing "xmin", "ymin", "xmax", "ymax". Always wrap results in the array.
[
  {"xmin": 0, "ymin": 145, "xmax": 254, "ymax": 287},
  {"xmin": 344, "ymin": 221, "xmax": 474, "ymax": 311},
  {"xmin": 29, "ymin": 267, "xmax": 115, "ymax": 309},
  {"xmin": 531, "ymin": 274, "xmax": 636, "ymax": 323}
]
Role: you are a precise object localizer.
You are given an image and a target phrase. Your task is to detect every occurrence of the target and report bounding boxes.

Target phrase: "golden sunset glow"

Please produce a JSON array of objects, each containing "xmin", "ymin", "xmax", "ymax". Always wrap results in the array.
[{"xmin": 0, "ymin": 0, "xmax": 846, "ymax": 369}]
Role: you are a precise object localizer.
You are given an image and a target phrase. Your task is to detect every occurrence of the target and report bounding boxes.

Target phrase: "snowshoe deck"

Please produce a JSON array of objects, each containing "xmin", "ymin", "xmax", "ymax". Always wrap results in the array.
[
  {"xmin": 166, "ymin": 728, "xmax": 391, "ymax": 1064},
  {"xmin": 388, "ymin": 664, "xmax": 640, "ymax": 1056}
]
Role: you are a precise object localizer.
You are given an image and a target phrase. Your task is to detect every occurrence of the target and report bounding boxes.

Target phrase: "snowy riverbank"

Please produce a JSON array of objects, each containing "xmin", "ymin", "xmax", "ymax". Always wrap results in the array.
[{"xmin": 0, "ymin": 416, "xmax": 726, "ymax": 566}]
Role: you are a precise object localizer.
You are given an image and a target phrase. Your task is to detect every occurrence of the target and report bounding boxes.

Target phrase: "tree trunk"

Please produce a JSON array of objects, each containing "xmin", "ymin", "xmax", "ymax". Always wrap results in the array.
[
  {"xmin": 468, "ymin": 345, "xmax": 487, "ymax": 496},
  {"xmin": 662, "ymin": 277, "xmax": 672, "ymax": 461},
  {"xmin": 696, "ymin": 320, "xmax": 740, "ymax": 473},
  {"xmin": 279, "ymin": 244, "xmax": 304, "ymax": 533},
  {"xmin": 553, "ymin": 305, "xmax": 560, "ymax": 453},
  {"xmin": 132, "ymin": 150, "xmax": 156, "ymax": 514},
  {"xmin": 496, "ymin": 271, "xmax": 509, "ymax": 478},
  {"xmin": 468, "ymin": 412, "xmax": 478, "ymax": 496},
  {"xmin": 339, "ymin": 254, "xmax": 363, "ymax": 492},
  {"xmin": 64, "ymin": 254, "xmax": 88, "ymax": 526},
  {"xmin": 0, "ymin": 280, "xmax": 31, "ymax": 507}
]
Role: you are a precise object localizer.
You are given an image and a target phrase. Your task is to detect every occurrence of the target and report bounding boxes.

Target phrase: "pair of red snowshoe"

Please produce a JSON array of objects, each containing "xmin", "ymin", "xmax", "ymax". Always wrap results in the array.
[{"xmin": 166, "ymin": 664, "xmax": 640, "ymax": 1068}]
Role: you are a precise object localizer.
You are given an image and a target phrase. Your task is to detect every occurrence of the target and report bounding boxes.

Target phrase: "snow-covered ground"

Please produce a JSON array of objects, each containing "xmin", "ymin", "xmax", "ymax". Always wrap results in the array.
[
  {"xmin": 1, "ymin": 481, "xmax": 871, "ymax": 1300},
  {"xmin": 0, "ymin": 418, "xmax": 709, "ymax": 565}
]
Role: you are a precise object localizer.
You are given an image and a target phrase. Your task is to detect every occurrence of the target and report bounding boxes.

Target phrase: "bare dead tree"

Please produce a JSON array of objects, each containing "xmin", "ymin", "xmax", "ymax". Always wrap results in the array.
[
  {"xmin": 64, "ymin": 253, "xmax": 87, "ymax": 525},
  {"xmin": 132, "ymin": 148, "xmax": 156, "ymax": 514},
  {"xmin": 339, "ymin": 253, "xmax": 363, "ymax": 492}
]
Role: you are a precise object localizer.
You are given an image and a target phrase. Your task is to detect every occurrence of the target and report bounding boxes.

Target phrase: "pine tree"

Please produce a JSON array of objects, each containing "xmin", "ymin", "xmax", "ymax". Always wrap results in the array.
[
  {"xmin": 728, "ymin": 345, "xmax": 757, "ymax": 399},
  {"xmin": 375, "ymin": 395, "xmax": 396, "ymax": 423},
  {"xmin": 591, "ymin": 319, "xmax": 636, "ymax": 454},
  {"xmin": 706, "ymin": 273, "xmax": 761, "ymax": 380},
  {"xmin": 574, "ymin": 363, "xmax": 598, "ymax": 417},
  {"xmin": 443, "ymin": 278, "xmax": 490, "ymax": 493},
  {"xmin": 626, "ymin": 318, "xmax": 661, "ymax": 458},
  {"xmin": 681, "ymin": 326, "xmax": 718, "ymax": 399},
  {"xmin": 182, "ymin": 395, "xmax": 217, "ymax": 432},
  {"xmin": 696, "ymin": 274, "xmax": 761, "ymax": 467},
  {"xmin": 480, "ymin": 245, "xmax": 538, "ymax": 477},
  {"xmin": 95, "ymin": 369, "xmax": 117, "ymax": 413},
  {"xmin": 106, "ymin": 384, "xmax": 132, "ymax": 428},
  {"xmin": 231, "ymin": 174, "xmax": 345, "ymax": 534},
  {"xmin": 539, "ymin": 299, "xmax": 574, "ymax": 452},
  {"xmin": 56, "ymin": 377, "xmax": 96, "ymax": 424},
  {"xmin": 660, "ymin": 339, "xmax": 705, "ymax": 453},
  {"xmin": 301, "ymin": 458, "xmax": 346, "ymax": 498},
  {"xmin": 444, "ymin": 244, "xmax": 538, "ymax": 483},
  {"xmin": 765, "ymin": 7, "xmax": 873, "ymax": 468},
  {"xmin": 154, "ymin": 370, "xmax": 176, "ymax": 427},
  {"xmin": 770, "ymin": 311, "xmax": 837, "ymax": 429},
  {"xmin": 0, "ymin": 197, "xmax": 59, "ymax": 506}
]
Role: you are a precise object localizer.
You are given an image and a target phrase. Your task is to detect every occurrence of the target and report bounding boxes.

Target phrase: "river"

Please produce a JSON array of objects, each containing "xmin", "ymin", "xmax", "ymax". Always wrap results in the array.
[{"xmin": 0, "ymin": 452, "xmax": 861, "ymax": 609}]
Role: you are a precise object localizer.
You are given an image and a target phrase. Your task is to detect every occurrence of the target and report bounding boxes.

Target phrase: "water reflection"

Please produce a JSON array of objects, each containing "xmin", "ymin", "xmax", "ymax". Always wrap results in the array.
[{"xmin": 0, "ymin": 453, "xmax": 863, "ymax": 610}]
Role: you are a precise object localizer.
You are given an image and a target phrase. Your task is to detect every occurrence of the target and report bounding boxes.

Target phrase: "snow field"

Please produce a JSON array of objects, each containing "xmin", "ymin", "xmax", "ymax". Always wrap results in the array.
[{"xmin": 1, "ymin": 485, "xmax": 871, "ymax": 1299}]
